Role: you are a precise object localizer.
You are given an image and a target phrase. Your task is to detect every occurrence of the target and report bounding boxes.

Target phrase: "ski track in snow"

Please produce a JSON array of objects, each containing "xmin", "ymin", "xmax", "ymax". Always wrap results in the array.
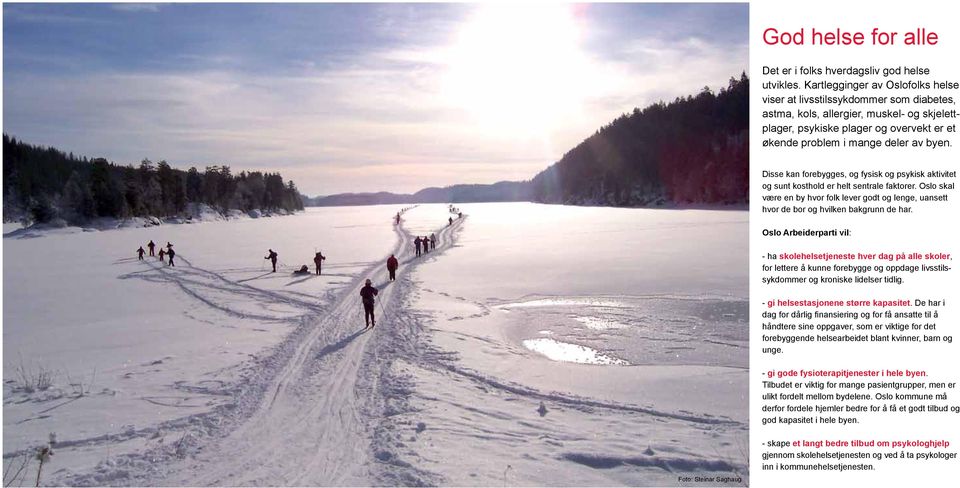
[
  {"xmin": 42, "ymin": 210, "xmax": 454, "ymax": 486},
  {"xmin": 38, "ymin": 210, "xmax": 746, "ymax": 486}
]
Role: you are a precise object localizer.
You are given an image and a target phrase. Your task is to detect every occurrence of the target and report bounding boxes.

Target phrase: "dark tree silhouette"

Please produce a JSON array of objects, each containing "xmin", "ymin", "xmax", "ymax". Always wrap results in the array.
[
  {"xmin": 2, "ymin": 134, "xmax": 304, "ymax": 225},
  {"xmin": 530, "ymin": 74, "xmax": 748, "ymax": 206}
]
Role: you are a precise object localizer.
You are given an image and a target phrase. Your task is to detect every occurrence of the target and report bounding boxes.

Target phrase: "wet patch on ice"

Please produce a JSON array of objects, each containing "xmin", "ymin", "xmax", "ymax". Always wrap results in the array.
[
  {"xmin": 498, "ymin": 297, "xmax": 631, "ymax": 309},
  {"xmin": 522, "ymin": 338, "xmax": 628, "ymax": 365},
  {"xmin": 561, "ymin": 451, "xmax": 740, "ymax": 473},
  {"xmin": 572, "ymin": 315, "xmax": 628, "ymax": 330},
  {"xmin": 496, "ymin": 294, "xmax": 748, "ymax": 368}
]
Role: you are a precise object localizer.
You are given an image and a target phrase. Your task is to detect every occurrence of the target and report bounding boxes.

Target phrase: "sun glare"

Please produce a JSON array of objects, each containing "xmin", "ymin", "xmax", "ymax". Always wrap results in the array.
[{"xmin": 443, "ymin": 4, "xmax": 597, "ymax": 137}]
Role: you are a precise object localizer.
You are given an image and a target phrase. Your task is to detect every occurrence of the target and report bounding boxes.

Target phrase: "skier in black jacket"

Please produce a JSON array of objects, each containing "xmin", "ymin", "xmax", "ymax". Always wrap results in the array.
[
  {"xmin": 360, "ymin": 279, "xmax": 379, "ymax": 329},
  {"xmin": 265, "ymin": 249, "xmax": 278, "ymax": 272}
]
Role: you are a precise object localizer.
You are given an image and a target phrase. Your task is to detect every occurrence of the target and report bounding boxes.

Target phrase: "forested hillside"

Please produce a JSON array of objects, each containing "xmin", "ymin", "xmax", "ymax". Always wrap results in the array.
[
  {"xmin": 3, "ymin": 134, "xmax": 304, "ymax": 225},
  {"xmin": 529, "ymin": 74, "xmax": 749, "ymax": 206}
]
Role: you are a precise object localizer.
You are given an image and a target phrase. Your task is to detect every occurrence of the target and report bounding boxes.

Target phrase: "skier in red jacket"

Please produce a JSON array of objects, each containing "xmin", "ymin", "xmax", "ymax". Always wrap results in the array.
[{"xmin": 386, "ymin": 254, "xmax": 399, "ymax": 281}]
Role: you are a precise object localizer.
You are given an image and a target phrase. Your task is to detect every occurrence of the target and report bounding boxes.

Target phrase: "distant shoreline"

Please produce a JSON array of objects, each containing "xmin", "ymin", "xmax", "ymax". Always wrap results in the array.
[
  {"xmin": 3, "ymin": 206, "xmax": 300, "ymax": 238},
  {"xmin": 306, "ymin": 197, "xmax": 749, "ymax": 211}
]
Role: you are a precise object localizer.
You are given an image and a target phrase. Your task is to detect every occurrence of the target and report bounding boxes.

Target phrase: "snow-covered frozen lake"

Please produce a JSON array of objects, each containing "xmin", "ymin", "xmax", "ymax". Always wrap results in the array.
[
  {"xmin": 3, "ymin": 206, "xmax": 396, "ymax": 480},
  {"xmin": 3, "ymin": 203, "xmax": 747, "ymax": 486},
  {"xmin": 399, "ymin": 203, "xmax": 748, "ymax": 485}
]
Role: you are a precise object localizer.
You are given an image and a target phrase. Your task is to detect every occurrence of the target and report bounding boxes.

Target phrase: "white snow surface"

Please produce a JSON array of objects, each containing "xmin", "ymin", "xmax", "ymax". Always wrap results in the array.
[
  {"xmin": 3, "ymin": 203, "xmax": 747, "ymax": 486},
  {"xmin": 397, "ymin": 203, "xmax": 748, "ymax": 485}
]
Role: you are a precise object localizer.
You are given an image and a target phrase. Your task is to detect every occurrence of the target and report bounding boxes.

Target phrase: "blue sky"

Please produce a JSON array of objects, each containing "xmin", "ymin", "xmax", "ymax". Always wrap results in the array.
[{"xmin": 3, "ymin": 3, "xmax": 748, "ymax": 195}]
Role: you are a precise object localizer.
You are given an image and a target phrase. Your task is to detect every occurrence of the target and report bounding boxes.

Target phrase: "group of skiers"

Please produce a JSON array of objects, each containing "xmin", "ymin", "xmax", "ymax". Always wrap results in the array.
[
  {"xmin": 136, "ymin": 240, "xmax": 176, "ymax": 266},
  {"xmin": 413, "ymin": 234, "xmax": 436, "ymax": 257},
  {"xmin": 268, "ymin": 249, "xmax": 327, "ymax": 275},
  {"xmin": 132, "ymin": 207, "xmax": 465, "ymax": 330}
]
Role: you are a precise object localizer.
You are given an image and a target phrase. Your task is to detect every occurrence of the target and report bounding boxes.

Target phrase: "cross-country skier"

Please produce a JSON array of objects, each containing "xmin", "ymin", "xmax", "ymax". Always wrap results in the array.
[
  {"xmin": 387, "ymin": 254, "xmax": 399, "ymax": 281},
  {"xmin": 265, "ymin": 249, "xmax": 278, "ymax": 272},
  {"xmin": 430, "ymin": 233, "xmax": 436, "ymax": 250},
  {"xmin": 448, "ymin": 217, "xmax": 453, "ymax": 226},
  {"xmin": 167, "ymin": 247, "xmax": 176, "ymax": 267},
  {"xmin": 414, "ymin": 236, "xmax": 422, "ymax": 257},
  {"xmin": 137, "ymin": 246, "xmax": 145, "ymax": 260},
  {"xmin": 360, "ymin": 279, "xmax": 379, "ymax": 329},
  {"xmin": 158, "ymin": 248, "xmax": 165, "ymax": 261},
  {"xmin": 147, "ymin": 240, "xmax": 156, "ymax": 256},
  {"xmin": 395, "ymin": 212, "xmax": 401, "ymax": 225},
  {"xmin": 314, "ymin": 251, "xmax": 326, "ymax": 275}
]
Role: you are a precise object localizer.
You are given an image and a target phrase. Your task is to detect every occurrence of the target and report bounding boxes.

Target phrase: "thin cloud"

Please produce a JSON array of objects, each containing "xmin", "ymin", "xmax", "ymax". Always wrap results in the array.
[
  {"xmin": 3, "ymin": 3, "xmax": 747, "ymax": 195},
  {"xmin": 110, "ymin": 4, "xmax": 162, "ymax": 13},
  {"xmin": 3, "ymin": 5, "xmax": 110, "ymax": 24}
]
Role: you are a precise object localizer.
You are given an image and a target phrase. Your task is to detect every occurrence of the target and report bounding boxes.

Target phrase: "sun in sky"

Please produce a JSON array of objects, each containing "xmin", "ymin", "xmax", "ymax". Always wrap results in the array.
[
  {"xmin": 442, "ymin": 4, "xmax": 610, "ymax": 139},
  {"xmin": 2, "ymin": 3, "xmax": 747, "ymax": 195}
]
